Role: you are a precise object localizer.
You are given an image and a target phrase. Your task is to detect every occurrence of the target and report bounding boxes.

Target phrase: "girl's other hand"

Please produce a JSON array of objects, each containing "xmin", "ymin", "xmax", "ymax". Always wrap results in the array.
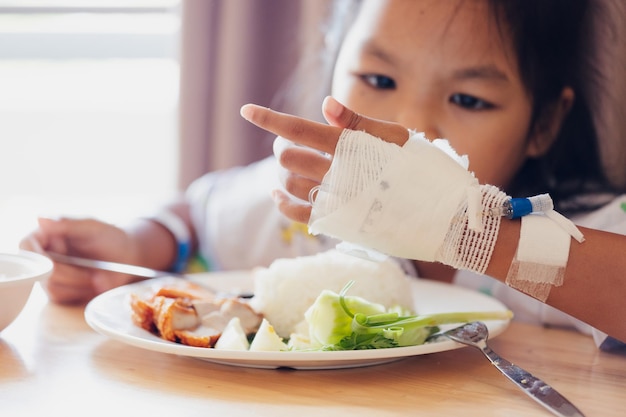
[{"xmin": 19, "ymin": 217, "xmax": 139, "ymax": 304}]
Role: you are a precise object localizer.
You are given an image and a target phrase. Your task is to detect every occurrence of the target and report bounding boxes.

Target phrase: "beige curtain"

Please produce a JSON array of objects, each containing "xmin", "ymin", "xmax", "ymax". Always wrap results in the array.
[
  {"xmin": 177, "ymin": 0, "xmax": 331, "ymax": 189},
  {"xmin": 584, "ymin": 0, "xmax": 626, "ymax": 189}
]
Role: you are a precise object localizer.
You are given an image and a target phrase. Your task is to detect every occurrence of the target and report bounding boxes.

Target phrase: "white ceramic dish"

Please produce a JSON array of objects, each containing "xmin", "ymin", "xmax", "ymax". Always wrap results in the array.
[
  {"xmin": 0, "ymin": 251, "xmax": 53, "ymax": 331},
  {"xmin": 85, "ymin": 271, "xmax": 510, "ymax": 370}
]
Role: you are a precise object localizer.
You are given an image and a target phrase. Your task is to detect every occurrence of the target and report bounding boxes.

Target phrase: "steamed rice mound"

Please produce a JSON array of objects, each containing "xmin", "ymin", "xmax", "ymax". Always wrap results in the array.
[{"xmin": 249, "ymin": 250, "xmax": 415, "ymax": 338}]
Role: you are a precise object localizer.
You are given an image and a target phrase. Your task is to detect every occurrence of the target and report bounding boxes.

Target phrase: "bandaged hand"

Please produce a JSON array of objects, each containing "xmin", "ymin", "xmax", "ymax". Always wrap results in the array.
[
  {"xmin": 241, "ymin": 97, "xmax": 505, "ymax": 271},
  {"xmin": 308, "ymin": 128, "xmax": 511, "ymax": 273}
]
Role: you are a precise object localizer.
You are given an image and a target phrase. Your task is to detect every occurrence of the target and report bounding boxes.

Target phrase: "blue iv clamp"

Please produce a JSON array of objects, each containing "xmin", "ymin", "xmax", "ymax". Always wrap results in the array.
[{"xmin": 499, "ymin": 194, "xmax": 554, "ymax": 219}]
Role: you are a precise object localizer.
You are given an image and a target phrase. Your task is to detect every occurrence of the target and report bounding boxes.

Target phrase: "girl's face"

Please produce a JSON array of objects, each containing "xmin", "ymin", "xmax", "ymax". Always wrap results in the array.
[{"xmin": 332, "ymin": 0, "xmax": 543, "ymax": 189}]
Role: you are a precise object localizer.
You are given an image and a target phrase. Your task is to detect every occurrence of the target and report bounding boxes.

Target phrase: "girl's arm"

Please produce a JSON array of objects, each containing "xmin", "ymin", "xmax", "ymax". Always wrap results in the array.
[{"xmin": 489, "ymin": 221, "xmax": 626, "ymax": 341}]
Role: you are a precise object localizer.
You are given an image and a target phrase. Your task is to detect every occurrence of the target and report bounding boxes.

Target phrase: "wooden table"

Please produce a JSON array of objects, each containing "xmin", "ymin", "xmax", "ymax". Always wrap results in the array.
[{"xmin": 1, "ymin": 284, "xmax": 625, "ymax": 417}]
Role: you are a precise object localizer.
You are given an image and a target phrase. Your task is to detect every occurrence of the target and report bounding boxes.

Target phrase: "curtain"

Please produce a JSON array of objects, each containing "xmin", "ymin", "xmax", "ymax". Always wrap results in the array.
[
  {"xmin": 584, "ymin": 0, "xmax": 626, "ymax": 189},
  {"xmin": 177, "ymin": 0, "xmax": 331, "ymax": 189}
]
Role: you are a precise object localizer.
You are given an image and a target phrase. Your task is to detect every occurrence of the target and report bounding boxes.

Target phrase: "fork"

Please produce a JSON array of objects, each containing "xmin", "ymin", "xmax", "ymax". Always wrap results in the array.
[{"xmin": 442, "ymin": 321, "xmax": 585, "ymax": 417}]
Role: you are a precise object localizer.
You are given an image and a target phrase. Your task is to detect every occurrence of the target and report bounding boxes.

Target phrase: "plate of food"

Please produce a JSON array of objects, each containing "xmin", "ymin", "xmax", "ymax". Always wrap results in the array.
[{"xmin": 85, "ymin": 250, "xmax": 511, "ymax": 370}]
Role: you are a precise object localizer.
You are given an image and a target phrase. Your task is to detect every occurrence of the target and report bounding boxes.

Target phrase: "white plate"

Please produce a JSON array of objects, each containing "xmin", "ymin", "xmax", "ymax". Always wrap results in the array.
[{"xmin": 84, "ymin": 271, "xmax": 510, "ymax": 370}]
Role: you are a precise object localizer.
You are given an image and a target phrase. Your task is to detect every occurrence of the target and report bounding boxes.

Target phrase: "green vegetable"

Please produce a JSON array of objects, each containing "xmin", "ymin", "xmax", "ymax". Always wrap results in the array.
[{"xmin": 304, "ymin": 281, "xmax": 513, "ymax": 350}]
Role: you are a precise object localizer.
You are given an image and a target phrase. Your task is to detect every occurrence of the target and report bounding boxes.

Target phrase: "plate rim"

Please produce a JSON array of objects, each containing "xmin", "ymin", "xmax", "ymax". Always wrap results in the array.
[{"xmin": 84, "ymin": 272, "xmax": 510, "ymax": 369}]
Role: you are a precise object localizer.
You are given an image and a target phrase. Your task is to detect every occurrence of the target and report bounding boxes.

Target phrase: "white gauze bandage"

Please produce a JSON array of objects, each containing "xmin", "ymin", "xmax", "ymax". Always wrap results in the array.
[
  {"xmin": 308, "ymin": 129, "xmax": 509, "ymax": 274},
  {"xmin": 309, "ymin": 129, "xmax": 585, "ymax": 300}
]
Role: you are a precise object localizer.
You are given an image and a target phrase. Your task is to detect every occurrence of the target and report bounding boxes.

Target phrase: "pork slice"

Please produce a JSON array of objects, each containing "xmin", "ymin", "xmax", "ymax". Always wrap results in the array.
[
  {"xmin": 219, "ymin": 299, "xmax": 263, "ymax": 334},
  {"xmin": 200, "ymin": 310, "xmax": 232, "ymax": 331},
  {"xmin": 130, "ymin": 293, "xmax": 156, "ymax": 332},
  {"xmin": 155, "ymin": 281, "xmax": 216, "ymax": 300},
  {"xmin": 153, "ymin": 296, "xmax": 200, "ymax": 342},
  {"xmin": 192, "ymin": 298, "xmax": 223, "ymax": 317},
  {"xmin": 175, "ymin": 326, "xmax": 222, "ymax": 348}
]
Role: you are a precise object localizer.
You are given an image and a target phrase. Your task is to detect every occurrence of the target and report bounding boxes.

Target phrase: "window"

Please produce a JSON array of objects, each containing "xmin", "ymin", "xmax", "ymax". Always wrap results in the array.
[{"xmin": 0, "ymin": 0, "xmax": 181, "ymax": 250}]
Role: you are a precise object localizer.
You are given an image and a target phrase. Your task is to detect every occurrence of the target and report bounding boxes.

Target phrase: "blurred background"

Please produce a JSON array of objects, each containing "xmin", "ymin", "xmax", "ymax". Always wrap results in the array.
[{"xmin": 0, "ymin": 0, "xmax": 331, "ymax": 250}]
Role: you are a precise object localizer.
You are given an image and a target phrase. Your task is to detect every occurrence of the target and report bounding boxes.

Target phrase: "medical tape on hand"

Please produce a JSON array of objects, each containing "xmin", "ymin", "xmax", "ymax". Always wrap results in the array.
[
  {"xmin": 495, "ymin": 194, "xmax": 584, "ymax": 301},
  {"xmin": 506, "ymin": 215, "xmax": 570, "ymax": 301}
]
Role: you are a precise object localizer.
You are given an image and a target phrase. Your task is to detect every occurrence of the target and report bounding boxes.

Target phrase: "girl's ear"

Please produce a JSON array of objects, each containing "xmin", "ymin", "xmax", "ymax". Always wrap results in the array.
[{"xmin": 526, "ymin": 87, "xmax": 575, "ymax": 157}]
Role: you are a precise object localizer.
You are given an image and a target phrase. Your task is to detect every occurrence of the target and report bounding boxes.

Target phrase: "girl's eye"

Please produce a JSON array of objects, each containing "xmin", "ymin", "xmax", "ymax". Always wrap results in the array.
[
  {"xmin": 450, "ymin": 93, "xmax": 494, "ymax": 110},
  {"xmin": 359, "ymin": 74, "xmax": 396, "ymax": 90}
]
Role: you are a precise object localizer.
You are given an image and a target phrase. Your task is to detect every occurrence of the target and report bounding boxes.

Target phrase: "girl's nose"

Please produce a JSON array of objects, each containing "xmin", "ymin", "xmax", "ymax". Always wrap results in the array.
[{"xmin": 394, "ymin": 101, "xmax": 441, "ymax": 140}]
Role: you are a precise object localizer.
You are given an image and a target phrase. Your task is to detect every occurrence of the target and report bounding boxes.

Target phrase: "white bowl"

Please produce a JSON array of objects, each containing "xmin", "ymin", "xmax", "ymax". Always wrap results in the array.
[{"xmin": 0, "ymin": 251, "xmax": 53, "ymax": 332}]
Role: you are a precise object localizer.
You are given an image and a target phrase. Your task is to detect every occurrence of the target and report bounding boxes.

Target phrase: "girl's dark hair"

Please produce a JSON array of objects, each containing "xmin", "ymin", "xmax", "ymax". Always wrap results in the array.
[
  {"xmin": 487, "ymin": 0, "xmax": 620, "ymax": 213},
  {"xmin": 292, "ymin": 0, "xmax": 621, "ymax": 213}
]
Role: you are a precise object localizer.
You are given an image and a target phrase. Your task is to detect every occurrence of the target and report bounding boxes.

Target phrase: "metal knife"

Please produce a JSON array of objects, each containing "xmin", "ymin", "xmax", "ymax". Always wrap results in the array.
[{"xmin": 45, "ymin": 251, "xmax": 253, "ymax": 298}]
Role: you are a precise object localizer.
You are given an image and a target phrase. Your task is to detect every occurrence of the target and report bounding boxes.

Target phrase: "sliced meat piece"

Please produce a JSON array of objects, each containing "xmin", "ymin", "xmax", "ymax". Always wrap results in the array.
[
  {"xmin": 155, "ymin": 281, "xmax": 216, "ymax": 300},
  {"xmin": 152, "ymin": 296, "xmax": 200, "ymax": 342},
  {"xmin": 219, "ymin": 299, "xmax": 263, "ymax": 334},
  {"xmin": 200, "ymin": 310, "xmax": 232, "ymax": 331},
  {"xmin": 175, "ymin": 326, "xmax": 222, "ymax": 348},
  {"xmin": 197, "ymin": 299, "xmax": 262, "ymax": 336},
  {"xmin": 192, "ymin": 298, "xmax": 262, "ymax": 335},
  {"xmin": 192, "ymin": 298, "xmax": 223, "ymax": 317},
  {"xmin": 130, "ymin": 282, "xmax": 264, "ymax": 348},
  {"xmin": 129, "ymin": 293, "xmax": 156, "ymax": 332},
  {"xmin": 151, "ymin": 296, "xmax": 176, "ymax": 341}
]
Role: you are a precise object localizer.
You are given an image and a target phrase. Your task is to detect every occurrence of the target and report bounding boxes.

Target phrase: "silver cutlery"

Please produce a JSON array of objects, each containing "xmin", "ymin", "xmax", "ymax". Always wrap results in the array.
[
  {"xmin": 442, "ymin": 321, "xmax": 585, "ymax": 417},
  {"xmin": 46, "ymin": 251, "xmax": 253, "ymax": 298}
]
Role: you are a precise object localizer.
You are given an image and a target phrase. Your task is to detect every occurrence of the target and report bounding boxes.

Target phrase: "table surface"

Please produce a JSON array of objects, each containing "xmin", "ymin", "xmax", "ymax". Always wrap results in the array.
[{"xmin": 1, "ymin": 283, "xmax": 625, "ymax": 417}]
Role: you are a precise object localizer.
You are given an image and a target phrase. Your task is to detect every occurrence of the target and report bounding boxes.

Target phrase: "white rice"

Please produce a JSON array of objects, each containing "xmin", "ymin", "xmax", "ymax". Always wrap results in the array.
[{"xmin": 249, "ymin": 250, "xmax": 414, "ymax": 338}]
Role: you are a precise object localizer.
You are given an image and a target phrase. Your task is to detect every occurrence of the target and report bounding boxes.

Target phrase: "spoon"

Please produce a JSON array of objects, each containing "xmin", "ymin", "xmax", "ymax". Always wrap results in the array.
[
  {"xmin": 442, "ymin": 321, "xmax": 585, "ymax": 417},
  {"xmin": 45, "ymin": 251, "xmax": 254, "ymax": 299}
]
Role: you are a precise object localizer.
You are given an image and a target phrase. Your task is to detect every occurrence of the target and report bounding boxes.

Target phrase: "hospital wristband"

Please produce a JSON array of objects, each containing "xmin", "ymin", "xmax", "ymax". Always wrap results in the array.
[{"xmin": 149, "ymin": 210, "xmax": 191, "ymax": 273}]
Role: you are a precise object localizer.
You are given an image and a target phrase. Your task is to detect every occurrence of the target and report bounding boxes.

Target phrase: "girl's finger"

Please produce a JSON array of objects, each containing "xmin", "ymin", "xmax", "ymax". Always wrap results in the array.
[
  {"xmin": 322, "ymin": 96, "xmax": 409, "ymax": 146},
  {"xmin": 278, "ymin": 169, "xmax": 320, "ymax": 203},
  {"xmin": 271, "ymin": 189, "xmax": 312, "ymax": 224},
  {"xmin": 241, "ymin": 104, "xmax": 342, "ymax": 154},
  {"xmin": 274, "ymin": 137, "xmax": 331, "ymax": 181}
]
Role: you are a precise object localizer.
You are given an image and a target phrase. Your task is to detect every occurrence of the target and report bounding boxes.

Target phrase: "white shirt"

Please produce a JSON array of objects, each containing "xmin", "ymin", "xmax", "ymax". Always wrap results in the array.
[{"xmin": 186, "ymin": 156, "xmax": 337, "ymax": 271}]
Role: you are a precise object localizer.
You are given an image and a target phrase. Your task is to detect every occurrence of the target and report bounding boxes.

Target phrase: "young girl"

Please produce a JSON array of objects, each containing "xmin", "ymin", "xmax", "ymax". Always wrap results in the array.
[
  {"xmin": 240, "ymin": 0, "xmax": 626, "ymax": 347},
  {"xmin": 23, "ymin": 0, "xmax": 626, "ymax": 347}
]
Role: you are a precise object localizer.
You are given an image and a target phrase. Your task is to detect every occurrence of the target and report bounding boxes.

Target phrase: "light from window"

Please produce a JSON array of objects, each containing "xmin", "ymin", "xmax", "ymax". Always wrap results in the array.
[{"xmin": 0, "ymin": 1, "xmax": 181, "ymax": 250}]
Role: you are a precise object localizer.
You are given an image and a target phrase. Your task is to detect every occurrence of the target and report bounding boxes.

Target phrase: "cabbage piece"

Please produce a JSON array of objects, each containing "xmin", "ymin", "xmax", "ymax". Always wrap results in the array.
[
  {"xmin": 304, "ymin": 281, "xmax": 513, "ymax": 350},
  {"xmin": 304, "ymin": 289, "xmax": 388, "ymax": 347}
]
